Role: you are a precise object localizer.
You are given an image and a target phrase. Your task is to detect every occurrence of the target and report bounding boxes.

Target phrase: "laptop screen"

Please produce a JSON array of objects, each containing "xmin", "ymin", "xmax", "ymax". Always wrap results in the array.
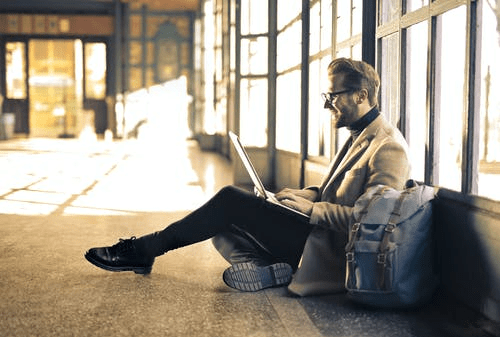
[{"xmin": 229, "ymin": 131, "xmax": 268, "ymax": 199}]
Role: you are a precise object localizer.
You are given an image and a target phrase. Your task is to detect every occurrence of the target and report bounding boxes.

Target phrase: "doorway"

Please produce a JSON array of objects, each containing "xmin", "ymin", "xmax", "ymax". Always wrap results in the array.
[
  {"xmin": 3, "ymin": 38, "xmax": 107, "ymax": 138},
  {"xmin": 28, "ymin": 39, "xmax": 81, "ymax": 137}
]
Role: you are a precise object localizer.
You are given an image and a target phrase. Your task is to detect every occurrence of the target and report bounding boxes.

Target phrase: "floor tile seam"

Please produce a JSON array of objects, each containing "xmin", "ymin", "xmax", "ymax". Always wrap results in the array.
[
  {"xmin": 50, "ymin": 153, "xmax": 130, "ymax": 216},
  {"xmin": 0, "ymin": 154, "xmax": 128, "ymax": 216},
  {"xmin": 0, "ymin": 177, "xmax": 47, "ymax": 199}
]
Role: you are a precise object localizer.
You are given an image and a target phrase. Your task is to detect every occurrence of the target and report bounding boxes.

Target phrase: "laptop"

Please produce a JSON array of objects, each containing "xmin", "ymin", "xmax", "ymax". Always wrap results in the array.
[{"xmin": 229, "ymin": 131, "xmax": 310, "ymax": 220}]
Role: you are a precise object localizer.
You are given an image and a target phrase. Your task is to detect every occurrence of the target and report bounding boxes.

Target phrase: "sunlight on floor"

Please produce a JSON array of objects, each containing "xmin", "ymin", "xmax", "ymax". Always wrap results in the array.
[{"xmin": 0, "ymin": 76, "xmax": 217, "ymax": 216}]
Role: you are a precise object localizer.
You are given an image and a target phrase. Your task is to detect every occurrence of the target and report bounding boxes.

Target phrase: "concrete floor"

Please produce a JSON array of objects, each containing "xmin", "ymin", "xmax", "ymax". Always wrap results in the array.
[{"xmin": 0, "ymin": 136, "xmax": 496, "ymax": 337}]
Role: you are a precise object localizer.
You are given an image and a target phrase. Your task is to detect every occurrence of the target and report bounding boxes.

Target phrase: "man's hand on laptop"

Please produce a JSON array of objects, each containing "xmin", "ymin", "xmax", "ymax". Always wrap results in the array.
[
  {"xmin": 275, "ymin": 189, "xmax": 315, "ymax": 216},
  {"xmin": 276, "ymin": 188, "xmax": 318, "ymax": 201}
]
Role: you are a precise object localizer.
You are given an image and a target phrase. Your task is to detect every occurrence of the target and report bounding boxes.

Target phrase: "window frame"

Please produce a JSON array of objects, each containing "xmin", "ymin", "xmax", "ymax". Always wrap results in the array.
[{"xmin": 375, "ymin": 0, "xmax": 481, "ymax": 194}]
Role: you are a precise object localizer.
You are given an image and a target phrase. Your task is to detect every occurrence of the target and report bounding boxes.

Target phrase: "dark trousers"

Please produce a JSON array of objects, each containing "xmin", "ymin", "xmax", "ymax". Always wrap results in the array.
[{"xmin": 140, "ymin": 185, "xmax": 312, "ymax": 270}]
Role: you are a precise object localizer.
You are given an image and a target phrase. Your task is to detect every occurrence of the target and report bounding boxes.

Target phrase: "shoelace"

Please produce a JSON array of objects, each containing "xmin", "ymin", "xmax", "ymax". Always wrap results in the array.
[{"xmin": 113, "ymin": 236, "xmax": 137, "ymax": 254}]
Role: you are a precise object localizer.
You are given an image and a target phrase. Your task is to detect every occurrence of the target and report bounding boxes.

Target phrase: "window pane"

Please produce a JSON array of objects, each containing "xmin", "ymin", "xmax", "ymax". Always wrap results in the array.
[
  {"xmin": 336, "ymin": 47, "xmax": 351, "ymax": 58},
  {"xmin": 276, "ymin": 70, "xmax": 301, "ymax": 152},
  {"xmin": 129, "ymin": 67, "xmax": 142, "ymax": 92},
  {"xmin": 405, "ymin": 0, "xmax": 429, "ymax": 13},
  {"xmin": 241, "ymin": 0, "xmax": 268, "ymax": 35},
  {"xmin": 240, "ymin": 37, "xmax": 268, "ymax": 75},
  {"xmin": 380, "ymin": 33, "xmax": 400, "ymax": 127},
  {"xmin": 308, "ymin": 59, "xmax": 321, "ymax": 156},
  {"xmin": 240, "ymin": 78, "xmax": 267, "ymax": 147},
  {"xmin": 129, "ymin": 15, "xmax": 142, "ymax": 37},
  {"xmin": 6, "ymin": 42, "xmax": 27, "ymax": 99},
  {"xmin": 320, "ymin": 0, "xmax": 333, "ymax": 50},
  {"xmin": 277, "ymin": 0, "xmax": 301, "ymax": 30},
  {"xmin": 405, "ymin": 21, "xmax": 428, "ymax": 182},
  {"xmin": 194, "ymin": 20, "xmax": 202, "ymax": 70},
  {"xmin": 435, "ymin": 6, "xmax": 466, "ymax": 190},
  {"xmin": 352, "ymin": 0, "xmax": 363, "ymax": 36},
  {"xmin": 478, "ymin": 2, "xmax": 500, "ymax": 200},
  {"xmin": 310, "ymin": 2, "xmax": 321, "ymax": 55},
  {"xmin": 85, "ymin": 43, "xmax": 106, "ymax": 100},
  {"xmin": 204, "ymin": 0, "xmax": 216, "ymax": 134},
  {"xmin": 352, "ymin": 43, "xmax": 362, "ymax": 60},
  {"xmin": 308, "ymin": 57, "xmax": 332, "ymax": 158},
  {"xmin": 129, "ymin": 41, "xmax": 142, "ymax": 65},
  {"xmin": 379, "ymin": 0, "xmax": 400, "ymax": 25},
  {"xmin": 336, "ymin": 0, "xmax": 351, "ymax": 42},
  {"xmin": 277, "ymin": 20, "xmax": 302, "ymax": 72},
  {"xmin": 321, "ymin": 57, "xmax": 332, "ymax": 157}
]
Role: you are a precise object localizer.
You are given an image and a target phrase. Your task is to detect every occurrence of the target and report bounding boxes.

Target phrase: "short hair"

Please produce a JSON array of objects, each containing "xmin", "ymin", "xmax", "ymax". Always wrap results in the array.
[{"xmin": 327, "ymin": 58, "xmax": 380, "ymax": 107}]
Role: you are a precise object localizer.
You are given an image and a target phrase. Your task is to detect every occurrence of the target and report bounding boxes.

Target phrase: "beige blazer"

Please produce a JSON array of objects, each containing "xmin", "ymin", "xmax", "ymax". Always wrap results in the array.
[{"xmin": 288, "ymin": 114, "xmax": 410, "ymax": 296}]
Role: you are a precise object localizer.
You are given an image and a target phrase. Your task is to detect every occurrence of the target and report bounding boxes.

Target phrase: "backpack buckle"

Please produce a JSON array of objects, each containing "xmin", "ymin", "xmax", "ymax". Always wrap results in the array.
[
  {"xmin": 377, "ymin": 253, "xmax": 386, "ymax": 265},
  {"xmin": 346, "ymin": 252, "xmax": 355, "ymax": 263},
  {"xmin": 385, "ymin": 223, "xmax": 396, "ymax": 233}
]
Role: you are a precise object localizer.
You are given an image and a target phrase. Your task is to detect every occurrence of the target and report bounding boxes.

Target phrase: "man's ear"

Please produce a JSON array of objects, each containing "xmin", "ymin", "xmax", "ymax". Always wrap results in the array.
[{"xmin": 357, "ymin": 89, "xmax": 368, "ymax": 104}]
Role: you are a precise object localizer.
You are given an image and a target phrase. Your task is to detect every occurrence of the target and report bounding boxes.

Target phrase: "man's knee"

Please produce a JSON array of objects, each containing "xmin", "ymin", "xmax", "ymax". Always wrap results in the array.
[
  {"xmin": 211, "ymin": 233, "xmax": 230, "ymax": 252},
  {"xmin": 217, "ymin": 185, "xmax": 240, "ymax": 197},
  {"xmin": 212, "ymin": 232, "xmax": 272, "ymax": 266}
]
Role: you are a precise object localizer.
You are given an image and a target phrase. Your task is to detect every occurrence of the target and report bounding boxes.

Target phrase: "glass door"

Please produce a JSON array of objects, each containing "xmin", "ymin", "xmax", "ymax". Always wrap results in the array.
[{"xmin": 28, "ymin": 39, "xmax": 79, "ymax": 138}]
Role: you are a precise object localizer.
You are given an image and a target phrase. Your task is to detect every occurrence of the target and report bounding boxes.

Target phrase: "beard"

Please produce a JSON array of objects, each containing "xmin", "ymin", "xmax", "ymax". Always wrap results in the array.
[
  {"xmin": 331, "ymin": 104, "xmax": 355, "ymax": 129},
  {"xmin": 333, "ymin": 113, "xmax": 349, "ymax": 128}
]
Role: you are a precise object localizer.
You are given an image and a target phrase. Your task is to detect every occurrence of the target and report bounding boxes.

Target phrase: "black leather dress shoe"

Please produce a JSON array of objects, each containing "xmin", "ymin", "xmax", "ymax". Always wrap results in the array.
[{"xmin": 85, "ymin": 237, "xmax": 154, "ymax": 274}]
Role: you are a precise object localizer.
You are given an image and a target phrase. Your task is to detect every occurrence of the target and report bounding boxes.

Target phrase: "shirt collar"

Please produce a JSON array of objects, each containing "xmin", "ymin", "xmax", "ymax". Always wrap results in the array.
[{"xmin": 348, "ymin": 107, "xmax": 379, "ymax": 138}]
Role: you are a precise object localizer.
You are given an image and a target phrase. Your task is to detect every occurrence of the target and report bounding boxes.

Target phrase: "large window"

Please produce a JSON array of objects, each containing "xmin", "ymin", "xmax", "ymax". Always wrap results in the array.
[
  {"xmin": 239, "ymin": 0, "xmax": 268, "ymax": 146},
  {"xmin": 435, "ymin": 6, "xmax": 467, "ymax": 190},
  {"xmin": 203, "ymin": 0, "xmax": 216, "ymax": 134},
  {"xmin": 240, "ymin": 78, "xmax": 268, "ymax": 147},
  {"xmin": 478, "ymin": 0, "xmax": 500, "ymax": 200},
  {"xmin": 377, "ymin": 0, "xmax": 498, "ymax": 200},
  {"xmin": 308, "ymin": 0, "xmax": 333, "ymax": 158},
  {"xmin": 275, "ymin": 0, "xmax": 302, "ymax": 153},
  {"xmin": 276, "ymin": 70, "xmax": 301, "ymax": 152},
  {"xmin": 379, "ymin": 33, "xmax": 400, "ymax": 127},
  {"xmin": 335, "ymin": 0, "xmax": 363, "ymax": 152},
  {"xmin": 336, "ymin": 0, "xmax": 362, "ymax": 59},
  {"xmin": 405, "ymin": 21, "xmax": 428, "ymax": 182},
  {"xmin": 193, "ymin": 18, "xmax": 204, "ymax": 134},
  {"xmin": 213, "ymin": 0, "xmax": 226, "ymax": 135}
]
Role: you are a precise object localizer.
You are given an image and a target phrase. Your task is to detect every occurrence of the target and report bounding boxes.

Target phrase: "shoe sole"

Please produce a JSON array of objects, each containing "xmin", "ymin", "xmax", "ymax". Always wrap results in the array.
[
  {"xmin": 222, "ymin": 262, "xmax": 292, "ymax": 292},
  {"xmin": 84, "ymin": 252, "xmax": 152, "ymax": 275}
]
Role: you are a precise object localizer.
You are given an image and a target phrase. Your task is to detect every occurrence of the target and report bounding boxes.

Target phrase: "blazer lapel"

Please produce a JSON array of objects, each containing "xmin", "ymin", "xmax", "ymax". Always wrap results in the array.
[
  {"xmin": 328, "ymin": 137, "xmax": 370, "ymax": 183},
  {"xmin": 319, "ymin": 136, "xmax": 352, "ymax": 191}
]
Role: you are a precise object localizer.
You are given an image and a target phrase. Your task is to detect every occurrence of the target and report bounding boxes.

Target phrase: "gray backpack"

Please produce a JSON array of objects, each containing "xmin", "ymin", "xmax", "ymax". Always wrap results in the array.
[{"xmin": 345, "ymin": 181, "xmax": 439, "ymax": 308}]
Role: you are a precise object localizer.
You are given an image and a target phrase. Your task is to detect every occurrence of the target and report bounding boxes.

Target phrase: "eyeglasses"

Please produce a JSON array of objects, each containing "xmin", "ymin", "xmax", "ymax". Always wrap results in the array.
[{"xmin": 321, "ymin": 89, "xmax": 355, "ymax": 107}]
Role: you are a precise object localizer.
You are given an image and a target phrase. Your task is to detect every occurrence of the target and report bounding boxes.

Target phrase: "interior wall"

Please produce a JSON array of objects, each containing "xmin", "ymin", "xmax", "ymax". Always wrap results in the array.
[{"xmin": 435, "ymin": 189, "xmax": 500, "ymax": 323}]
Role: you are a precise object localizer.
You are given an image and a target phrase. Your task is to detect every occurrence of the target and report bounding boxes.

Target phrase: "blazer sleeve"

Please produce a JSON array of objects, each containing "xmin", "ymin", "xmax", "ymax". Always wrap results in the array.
[
  {"xmin": 309, "ymin": 202, "xmax": 354, "ymax": 232},
  {"xmin": 309, "ymin": 138, "xmax": 409, "ymax": 233}
]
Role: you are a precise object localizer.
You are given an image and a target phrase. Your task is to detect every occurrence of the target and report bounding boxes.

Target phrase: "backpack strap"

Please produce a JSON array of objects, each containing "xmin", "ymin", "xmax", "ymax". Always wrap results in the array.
[
  {"xmin": 345, "ymin": 186, "xmax": 389, "ymax": 253},
  {"xmin": 345, "ymin": 186, "xmax": 390, "ymax": 288},
  {"xmin": 377, "ymin": 189, "xmax": 410, "ymax": 289}
]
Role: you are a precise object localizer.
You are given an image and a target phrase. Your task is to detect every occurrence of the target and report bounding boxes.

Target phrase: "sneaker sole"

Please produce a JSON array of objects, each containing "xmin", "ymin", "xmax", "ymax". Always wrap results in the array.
[
  {"xmin": 222, "ymin": 262, "xmax": 292, "ymax": 292},
  {"xmin": 84, "ymin": 252, "xmax": 152, "ymax": 275}
]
